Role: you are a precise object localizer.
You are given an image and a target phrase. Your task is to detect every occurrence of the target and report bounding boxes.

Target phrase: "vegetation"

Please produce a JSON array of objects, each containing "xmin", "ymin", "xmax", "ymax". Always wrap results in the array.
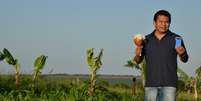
[
  {"xmin": 86, "ymin": 48, "xmax": 103, "ymax": 96},
  {"xmin": 125, "ymin": 58, "xmax": 201, "ymax": 101},
  {"xmin": 0, "ymin": 48, "xmax": 200, "ymax": 100},
  {"xmin": 1, "ymin": 48, "xmax": 20, "ymax": 89},
  {"xmin": 0, "ymin": 75, "xmax": 199, "ymax": 101},
  {"xmin": 32, "ymin": 54, "xmax": 47, "ymax": 89}
]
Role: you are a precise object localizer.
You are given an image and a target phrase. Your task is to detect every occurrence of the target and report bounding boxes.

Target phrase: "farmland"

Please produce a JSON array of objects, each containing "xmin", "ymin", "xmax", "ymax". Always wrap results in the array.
[{"xmin": 0, "ymin": 74, "xmax": 200, "ymax": 101}]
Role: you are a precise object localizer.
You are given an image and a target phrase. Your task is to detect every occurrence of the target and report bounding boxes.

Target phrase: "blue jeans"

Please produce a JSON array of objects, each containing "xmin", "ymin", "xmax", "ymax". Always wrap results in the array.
[{"xmin": 144, "ymin": 87, "xmax": 176, "ymax": 101}]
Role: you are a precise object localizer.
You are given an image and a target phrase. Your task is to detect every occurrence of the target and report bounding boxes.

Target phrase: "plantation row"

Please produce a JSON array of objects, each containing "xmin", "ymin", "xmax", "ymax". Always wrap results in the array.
[
  {"xmin": 1, "ymin": 75, "xmax": 201, "ymax": 101},
  {"xmin": 0, "ymin": 75, "xmax": 144, "ymax": 101},
  {"xmin": 0, "ymin": 48, "xmax": 201, "ymax": 100}
]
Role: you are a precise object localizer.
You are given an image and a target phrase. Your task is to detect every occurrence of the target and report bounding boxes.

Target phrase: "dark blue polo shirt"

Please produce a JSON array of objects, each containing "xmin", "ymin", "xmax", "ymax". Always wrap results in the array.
[{"xmin": 142, "ymin": 30, "xmax": 188, "ymax": 87}]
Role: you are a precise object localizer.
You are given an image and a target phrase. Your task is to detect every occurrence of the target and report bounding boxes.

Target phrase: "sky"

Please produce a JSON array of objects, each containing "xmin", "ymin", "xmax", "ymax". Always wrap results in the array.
[{"xmin": 0, "ymin": 0, "xmax": 200, "ymax": 76}]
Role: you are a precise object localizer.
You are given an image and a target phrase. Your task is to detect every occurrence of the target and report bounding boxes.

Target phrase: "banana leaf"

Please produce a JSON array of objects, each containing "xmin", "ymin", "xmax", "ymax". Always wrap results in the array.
[
  {"xmin": 87, "ymin": 48, "xmax": 94, "ymax": 68},
  {"xmin": 0, "ymin": 51, "xmax": 5, "ymax": 61},
  {"xmin": 3, "ymin": 48, "xmax": 16, "ymax": 65},
  {"xmin": 94, "ymin": 48, "xmax": 103, "ymax": 69},
  {"xmin": 34, "ymin": 55, "xmax": 47, "ymax": 72}
]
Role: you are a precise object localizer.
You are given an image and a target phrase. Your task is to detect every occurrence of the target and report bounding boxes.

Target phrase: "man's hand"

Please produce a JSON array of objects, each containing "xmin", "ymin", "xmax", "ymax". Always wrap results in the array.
[
  {"xmin": 176, "ymin": 46, "xmax": 189, "ymax": 63},
  {"xmin": 175, "ymin": 46, "xmax": 185, "ymax": 55}
]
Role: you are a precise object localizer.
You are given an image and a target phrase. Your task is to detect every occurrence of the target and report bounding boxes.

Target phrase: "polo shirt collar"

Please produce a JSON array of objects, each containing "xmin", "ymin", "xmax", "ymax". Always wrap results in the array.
[{"xmin": 150, "ymin": 30, "xmax": 173, "ymax": 39}]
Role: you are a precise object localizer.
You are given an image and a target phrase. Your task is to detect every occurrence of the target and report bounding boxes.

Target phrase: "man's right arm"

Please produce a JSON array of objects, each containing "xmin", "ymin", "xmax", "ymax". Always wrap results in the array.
[
  {"xmin": 133, "ymin": 55, "xmax": 144, "ymax": 64},
  {"xmin": 133, "ymin": 47, "xmax": 144, "ymax": 64}
]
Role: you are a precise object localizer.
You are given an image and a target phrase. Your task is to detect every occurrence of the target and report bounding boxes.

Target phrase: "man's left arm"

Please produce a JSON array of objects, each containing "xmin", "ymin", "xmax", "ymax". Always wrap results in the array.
[{"xmin": 176, "ymin": 40, "xmax": 189, "ymax": 63}]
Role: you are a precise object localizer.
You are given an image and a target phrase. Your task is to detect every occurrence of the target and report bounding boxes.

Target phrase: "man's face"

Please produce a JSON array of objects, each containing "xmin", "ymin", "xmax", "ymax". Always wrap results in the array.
[{"xmin": 154, "ymin": 15, "xmax": 170, "ymax": 34}]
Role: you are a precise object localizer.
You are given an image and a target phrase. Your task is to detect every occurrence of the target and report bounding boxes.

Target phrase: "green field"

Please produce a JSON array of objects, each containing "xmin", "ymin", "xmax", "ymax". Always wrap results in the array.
[{"xmin": 0, "ymin": 74, "xmax": 200, "ymax": 101}]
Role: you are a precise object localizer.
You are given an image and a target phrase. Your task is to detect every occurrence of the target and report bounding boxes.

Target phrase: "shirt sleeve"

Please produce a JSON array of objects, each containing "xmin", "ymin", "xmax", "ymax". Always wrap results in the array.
[{"xmin": 180, "ymin": 39, "xmax": 189, "ymax": 63}]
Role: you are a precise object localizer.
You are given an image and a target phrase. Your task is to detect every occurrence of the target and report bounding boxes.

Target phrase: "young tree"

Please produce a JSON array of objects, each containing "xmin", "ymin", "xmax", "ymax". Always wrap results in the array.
[
  {"xmin": 178, "ymin": 67, "xmax": 198, "ymax": 100},
  {"xmin": 124, "ymin": 60, "xmax": 139, "ymax": 96},
  {"xmin": 195, "ymin": 65, "xmax": 201, "ymax": 79},
  {"xmin": 33, "ymin": 55, "xmax": 47, "ymax": 82},
  {"xmin": 125, "ymin": 59, "xmax": 146, "ymax": 88},
  {"xmin": 195, "ymin": 65, "xmax": 201, "ymax": 100},
  {"xmin": 3, "ymin": 48, "xmax": 20, "ymax": 89},
  {"xmin": 86, "ymin": 48, "xmax": 103, "ymax": 96},
  {"xmin": 177, "ymin": 67, "xmax": 192, "ymax": 93}
]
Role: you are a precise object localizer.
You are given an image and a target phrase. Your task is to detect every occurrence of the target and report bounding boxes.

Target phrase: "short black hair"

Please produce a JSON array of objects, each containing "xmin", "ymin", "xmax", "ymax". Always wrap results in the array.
[{"xmin": 154, "ymin": 10, "xmax": 171, "ymax": 23}]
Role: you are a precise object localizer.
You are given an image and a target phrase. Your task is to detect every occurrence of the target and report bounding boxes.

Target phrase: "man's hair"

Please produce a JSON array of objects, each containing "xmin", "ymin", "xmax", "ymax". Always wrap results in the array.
[{"xmin": 154, "ymin": 10, "xmax": 171, "ymax": 23}]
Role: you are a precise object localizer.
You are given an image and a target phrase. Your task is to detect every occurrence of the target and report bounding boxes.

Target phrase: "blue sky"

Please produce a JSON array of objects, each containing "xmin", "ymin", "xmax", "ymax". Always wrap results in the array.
[{"xmin": 0, "ymin": 0, "xmax": 200, "ymax": 76}]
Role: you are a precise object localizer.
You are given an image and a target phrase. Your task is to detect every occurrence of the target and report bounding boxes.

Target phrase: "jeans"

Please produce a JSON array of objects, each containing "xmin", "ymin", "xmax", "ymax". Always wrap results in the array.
[{"xmin": 144, "ymin": 87, "xmax": 176, "ymax": 101}]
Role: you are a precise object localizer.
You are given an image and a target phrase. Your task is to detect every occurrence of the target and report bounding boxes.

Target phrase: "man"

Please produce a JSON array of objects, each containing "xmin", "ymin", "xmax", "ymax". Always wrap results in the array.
[{"xmin": 134, "ymin": 10, "xmax": 189, "ymax": 101}]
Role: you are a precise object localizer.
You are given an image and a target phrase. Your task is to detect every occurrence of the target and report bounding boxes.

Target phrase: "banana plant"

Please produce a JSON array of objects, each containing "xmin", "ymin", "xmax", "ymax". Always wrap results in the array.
[
  {"xmin": 86, "ymin": 48, "xmax": 103, "ymax": 96},
  {"xmin": 33, "ymin": 55, "xmax": 47, "ymax": 82},
  {"xmin": 177, "ymin": 67, "xmax": 191, "ymax": 92},
  {"xmin": 192, "ymin": 79, "xmax": 198, "ymax": 101},
  {"xmin": 3, "ymin": 48, "xmax": 20, "ymax": 89},
  {"xmin": 177, "ymin": 67, "xmax": 198, "ymax": 100},
  {"xmin": 195, "ymin": 66, "xmax": 201, "ymax": 101},
  {"xmin": 125, "ymin": 59, "xmax": 146, "ymax": 89},
  {"xmin": 195, "ymin": 65, "xmax": 201, "ymax": 79},
  {"xmin": 124, "ymin": 60, "xmax": 140, "ymax": 96}
]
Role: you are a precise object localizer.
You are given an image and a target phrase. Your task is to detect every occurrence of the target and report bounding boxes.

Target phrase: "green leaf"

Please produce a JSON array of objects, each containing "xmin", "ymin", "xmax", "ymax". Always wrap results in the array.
[
  {"xmin": 94, "ymin": 48, "xmax": 103, "ymax": 69},
  {"xmin": 124, "ymin": 60, "xmax": 140, "ymax": 69},
  {"xmin": 177, "ymin": 67, "xmax": 189, "ymax": 81},
  {"xmin": 87, "ymin": 48, "xmax": 94, "ymax": 68},
  {"xmin": 3, "ymin": 48, "xmax": 16, "ymax": 65},
  {"xmin": 0, "ymin": 51, "xmax": 5, "ymax": 61},
  {"xmin": 195, "ymin": 66, "xmax": 201, "ymax": 78},
  {"xmin": 34, "ymin": 55, "xmax": 47, "ymax": 72}
]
